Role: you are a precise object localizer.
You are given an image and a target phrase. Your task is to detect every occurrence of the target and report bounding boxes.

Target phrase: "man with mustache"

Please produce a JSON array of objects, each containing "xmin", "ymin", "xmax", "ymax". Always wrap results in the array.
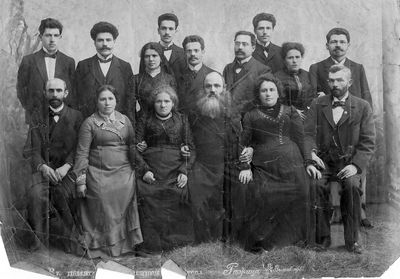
[
  {"xmin": 17, "ymin": 18, "xmax": 75, "ymax": 124},
  {"xmin": 74, "ymin": 22, "xmax": 134, "ymax": 117},
  {"xmin": 177, "ymin": 35, "xmax": 215, "ymax": 113},
  {"xmin": 188, "ymin": 71, "xmax": 252, "ymax": 243},
  {"xmin": 223, "ymin": 31, "xmax": 271, "ymax": 115},
  {"xmin": 157, "ymin": 13, "xmax": 186, "ymax": 79},
  {"xmin": 304, "ymin": 65, "xmax": 375, "ymax": 253},
  {"xmin": 309, "ymin": 27, "xmax": 373, "ymax": 228},
  {"xmin": 251, "ymin": 13, "xmax": 284, "ymax": 73},
  {"xmin": 23, "ymin": 78, "xmax": 83, "ymax": 251}
]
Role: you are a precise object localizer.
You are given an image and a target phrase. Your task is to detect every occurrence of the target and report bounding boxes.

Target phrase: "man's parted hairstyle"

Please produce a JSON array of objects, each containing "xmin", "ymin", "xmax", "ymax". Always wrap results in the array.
[
  {"xmin": 281, "ymin": 42, "xmax": 305, "ymax": 59},
  {"xmin": 158, "ymin": 13, "xmax": 179, "ymax": 28},
  {"xmin": 95, "ymin": 84, "xmax": 120, "ymax": 104},
  {"xmin": 90, "ymin": 22, "xmax": 119, "ymax": 40},
  {"xmin": 182, "ymin": 35, "xmax": 205, "ymax": 50},
  {"xmin": 234, "ymin": 31, "xmax": 256, "ymax": 46},
  {"xmin": 328, "ymin": 64, "xmax": 352, "ymax": 80},
  {"xmin": 326, "ymin": 27, "xmax": 350, "ymax": 43},
  {"xmin": 39, "ymin": 18, "xmax": 63, "ymax": 35},
  {"xmin": 253, "ymin": 73, "xmax": 283, "ymax": 103},
  {"xmin": 252, "ymin": 13, "xmax": 276, "ymax": 29}
]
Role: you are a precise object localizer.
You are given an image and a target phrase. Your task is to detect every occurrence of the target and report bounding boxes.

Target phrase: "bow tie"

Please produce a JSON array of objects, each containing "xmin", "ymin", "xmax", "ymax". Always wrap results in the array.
[
  {"xmin": 44, "ymin": 52, "xmax": 57, "ymax": 59},
  {"xmin": 49, "ymin": 109, "xmax": 61, "ymax": 117},
  {"xmin": 332, "ymin": 101, "xmax": 346, "ymax": 108},
  {"xmin": 97, "ymin": 57, "xmax": 112, "ymax": 63},
  {"xmin": 163, "ymin": 46, "xmax": 173, "ymax": 51},
  {"xmin": 263, "ymin": 45, "xmax": 270, "ymax": 53}
]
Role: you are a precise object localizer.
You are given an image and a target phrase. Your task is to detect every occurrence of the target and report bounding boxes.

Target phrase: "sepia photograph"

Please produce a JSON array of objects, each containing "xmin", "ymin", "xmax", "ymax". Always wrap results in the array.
[{"xmin": 0, "ymin": 0, "xmax": 399, "ymax": 278}]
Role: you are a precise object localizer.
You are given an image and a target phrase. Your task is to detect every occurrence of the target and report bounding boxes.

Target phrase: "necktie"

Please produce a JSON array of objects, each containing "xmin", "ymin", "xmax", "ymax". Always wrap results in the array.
[
  {"xmin": 163, "ymin": 46, "xmax": 173, "ymax": 51},
  {"xmin": 44, "ymin": 52, "xmax": 57, "ymax": 59},
  {"xmin": 235, "ymin": 61, "xmax": 246, "ymax": 74},
  {"xmin": 49, "ymin": 109, "xmax": 61, "ymax": 117},
  {"xmin": 98, "ymin": 57, "xmax": 112, "ymax": 63},
  {"xmin": 332, "ymin": 101, "xmax": 346, "ymax": 108}
]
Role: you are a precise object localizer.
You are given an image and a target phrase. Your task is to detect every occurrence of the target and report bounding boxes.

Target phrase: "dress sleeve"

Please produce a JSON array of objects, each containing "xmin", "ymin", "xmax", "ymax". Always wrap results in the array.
[
  {"xmin": 72, "ymin": 117, "xmax": 93, "ymax": 185},
  {"xmin": 126, "ymin": 116, "xmax": 150, "ymax": 176},
  {"xmin": 289, "ymin": 106, "xmax": 306, "ymax": 158},
  {"xmin": 240, "ymin": 111, "xmax": 253, "ymax": 147}
]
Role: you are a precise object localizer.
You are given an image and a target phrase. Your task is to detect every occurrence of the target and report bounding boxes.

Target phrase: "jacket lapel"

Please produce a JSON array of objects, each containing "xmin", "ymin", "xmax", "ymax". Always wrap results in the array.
[
  {"xmin": 89, "ymin": 55, "xmax": 105, "ymax": 85},
  {"xmin": 337, "ymin": 95, "xmax": 353, "ymax": 127},
  {"xmin": 106, "ymin": 56, "xmax": 121, "ymax": 83},
  {"xmin": 54, "ymin": 51, "xmax": 64, "ymax": 77},
  {"xmin": 321, "ymin": 98, "xmax": 336, "ymax": 128},
  {"xmin": 34, "ymin": 50, "xmax": 48, "ymax": 82}
]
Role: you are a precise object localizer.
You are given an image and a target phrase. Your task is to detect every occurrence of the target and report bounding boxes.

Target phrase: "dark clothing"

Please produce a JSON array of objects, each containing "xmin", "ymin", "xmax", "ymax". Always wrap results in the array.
[
  {"xmin": 223, "ymin": 57, "xmax": 271, "ymax": 114},
  {"xmin": 23, "ymin": 105, "xmax": 83, "ymax": 250},
  {"xmin": 176, "ymin": 64, "xmax": 214, "ymax": 113},
  {"xmin": 188, "ymin": 112, "xmax": 243, "ymax": 243},
  {"xmin": 309, "ymin": 57, "xmax": 372, "ymax": 106},
  {"xmin": 127, "ymin": 71, "xmax": 176, "ymax": 122},
  {"xmin": 239, "ymin": 104, "xmax": 309, "ymax": 250},
  {"xmin": 275, "ymin": 68, "xmax": 316, "ymax": 111},
  {"xmin": 74, "ymin": 55, "xmax": 134, "ymax": 118},
  {"xmin": 252, "ymin": 43, "xmax": 284, "ymax": 73},
  {"xmin": 161, "ymin": 43, "xmax": 186, "ymax": 79},
  {"xmin": 304, "ymin": 94, "xmax": 375, "ymax": 247},
  {"xmin": 135, "ymin": 112, "xmax": 195, "ymax": 252},
  {"xmin": 17, "ymin": 49, "xmax": 75, "ymax": 123}
]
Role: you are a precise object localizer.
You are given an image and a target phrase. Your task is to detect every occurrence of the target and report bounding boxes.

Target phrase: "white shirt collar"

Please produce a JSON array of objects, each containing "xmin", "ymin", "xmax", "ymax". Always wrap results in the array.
[
  {"xmin": 333, "ymin": 91, "xmax": 349, "ymax": 103},
  {"xmin": 42, "ymin": 47, "xmax": 58, "ymax": 56},
  {"xmin": 257, "ymin": 40, "xmax": 270, "ymax": 47},
  {"xmin": 331, "ymin": 57, "xmax": 346, "ymax": 65},
  {"xmin": 49, "ymin": 103, "xmax": 64, "ymax": 112},
  {"xmin": 159, "ymin": 41, "xmax": 173, "ymax": 48},
  {"xmin": 97, "ymin": 53, "xmax": 113, "ymax": 61},
  {"xmin": 237, "ymin": 56, "xmax": 252, "ymax": 65},
  {"xmin": 188, "ymin": 63, "xmax": 203, "ymax": 72}
]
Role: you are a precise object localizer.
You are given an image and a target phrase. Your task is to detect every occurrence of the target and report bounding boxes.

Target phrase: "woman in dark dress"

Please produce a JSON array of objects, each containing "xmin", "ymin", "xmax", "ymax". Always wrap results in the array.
[
  {"xmin": 135, "ymin": 85, "xmax": 195, "ymax": 253},
  {"xmin": 127, "ymin": 42, "xmax": 177, "ymax": 121},
  {"xmin": 275, "ymin": 42, "xmax": 316, "ymax": 120},
  {"xmin": 238, "ymin": 74, "xmax": 310, "ymax": 252},
  {"xmin": 73, "ymin": 85, "xmax": 143, "ymax": 258}
]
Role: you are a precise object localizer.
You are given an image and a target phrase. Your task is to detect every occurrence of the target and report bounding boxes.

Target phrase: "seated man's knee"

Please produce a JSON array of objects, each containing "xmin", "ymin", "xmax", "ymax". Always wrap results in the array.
[{"xmin": 342, "ymin": 175, "xmax": 361, "ymax": 193}]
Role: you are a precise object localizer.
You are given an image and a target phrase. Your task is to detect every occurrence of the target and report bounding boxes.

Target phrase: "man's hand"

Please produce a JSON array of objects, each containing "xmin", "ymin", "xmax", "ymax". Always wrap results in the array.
[
  {"xmin": 56, "ymin": 164, "xmax": 71, "ymax": 180},
  {"xmin": 39, "ymin": 164, "xmax": 60, "ymax": 184},
  {"xmin": 317, "ymin": 92, "xmax": 326, "ymax": 97},
  {"xmin": 177, "ymin": 173, "xmax": 188, "ymax": 188},
  {"xmin": 311, "ymin": 152, "xmax": 325, "ymax": 170},
  {"xmin": 180, "ymin": 145, "xmax": 190, "ymax": 158},
  {"xmin": 143, "ymin": 171, "xmax": 156, "ymax": 184},
  {"xmin": 306, "ymin": 165, "xmax": 322, "ymax": 179},
  {"xmin": 296, "ymin": 109, "xmax": 306, "ymax": 121},
  {"xmin": 337, "ymin": 164, "xmax": 358, "ymax": 180},
  {"xmin": 76, "ymin": 184, "xmax": 87, "ymax": 198},
  {"xmin": 137, "ymin": 141, "xmax": 148, "ymax": 152},
  {"xmin": 136, "ymin": 100, "xmax": 141, "ymax": 112},
  {"xmin": 240, "ymin": 147, "xmax": 254, "ymax": 163},
  {"xmin": 239, "ymin": 169, "xmax": 253, "ymax": 184}
]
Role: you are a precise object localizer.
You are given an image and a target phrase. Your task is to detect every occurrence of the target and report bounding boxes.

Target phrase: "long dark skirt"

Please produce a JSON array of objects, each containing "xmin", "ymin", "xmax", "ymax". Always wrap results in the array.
[{"xmin": 137, "ymin": 146, "xmax": 194, "ymax": 252}]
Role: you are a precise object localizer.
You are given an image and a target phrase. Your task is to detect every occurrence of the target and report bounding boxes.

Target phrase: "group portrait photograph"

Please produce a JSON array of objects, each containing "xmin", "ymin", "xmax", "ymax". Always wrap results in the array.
[{"xmin": 0, "ymin": 0, "xmax": 400, "ymax": 278}]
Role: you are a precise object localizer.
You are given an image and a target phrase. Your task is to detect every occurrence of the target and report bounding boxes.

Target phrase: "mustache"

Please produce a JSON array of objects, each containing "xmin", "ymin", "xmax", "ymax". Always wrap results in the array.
[
  {"xmin": 100, "ymin": 47, "xmax": 111, "ymax": 50},
  {"xmin": 334, "ymin": 46, "xmax": 344, "ymax": 51},
  {"xmin": 235, "ymin": 50, "xmax": 245, "ymax": 55}
]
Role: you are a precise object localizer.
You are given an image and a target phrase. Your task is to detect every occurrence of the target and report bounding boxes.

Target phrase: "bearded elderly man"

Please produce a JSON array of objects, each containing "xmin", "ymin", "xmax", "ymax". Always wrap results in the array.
[
  {"xmin": 187, "ymin": 72, "xmax": 252, "ymax": 243},
  {"xmin": 304, "ymin": 65, "xmax": 375, "ymax": 254}
]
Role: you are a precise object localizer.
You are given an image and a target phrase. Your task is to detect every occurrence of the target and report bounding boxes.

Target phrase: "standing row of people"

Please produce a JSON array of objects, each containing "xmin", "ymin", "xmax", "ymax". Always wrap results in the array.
[{"xmin": 18, "ymin": 12, "xmax": 375, "ymax": 256}]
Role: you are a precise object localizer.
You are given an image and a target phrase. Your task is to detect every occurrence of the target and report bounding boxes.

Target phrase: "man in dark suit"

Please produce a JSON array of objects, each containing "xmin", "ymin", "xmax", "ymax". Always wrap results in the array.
[
  {"xmin": 23, "ymin": 78, "xmax": 83, "ymax": 251},
  {"xmin": 309, "ymin": 27, "xmax": 373, "ymax": 227},
  {"xmin": 157, "ymin": 13, "xmax": 186, "ymax": 78},
  {"xmin": 251, "ymin": 13, "xmax": 284, "ymax": 73},
  {"xmin": 17, "ymin": 18, "xmax": 75, "ymax": 124},
  {"xmin": 304, "ymin": 65, "xmax": 375, "ymax": 254},
  {"xmin": 177, "ymin": 35, "xmax": 215, "ymax": 113},
  {"xmin": 74, "ymin": 22, "xmax": 134, "ymax": 118},
  {"xmin": 223, "ymin": 31, "xmax": 271, "ymax": 115}
]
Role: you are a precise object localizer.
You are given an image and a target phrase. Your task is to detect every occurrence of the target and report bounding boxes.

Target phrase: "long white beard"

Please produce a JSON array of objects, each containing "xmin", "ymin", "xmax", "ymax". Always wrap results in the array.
[{"xmin": 197, "ymin": 95, "xmax": 222, "ymax": 119}]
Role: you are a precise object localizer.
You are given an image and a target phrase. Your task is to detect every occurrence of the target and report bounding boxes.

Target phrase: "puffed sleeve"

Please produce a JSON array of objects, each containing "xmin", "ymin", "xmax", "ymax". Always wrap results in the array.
[{"xmin": 72, "ymin": 117, "xmax": 93, "ymax": 185}]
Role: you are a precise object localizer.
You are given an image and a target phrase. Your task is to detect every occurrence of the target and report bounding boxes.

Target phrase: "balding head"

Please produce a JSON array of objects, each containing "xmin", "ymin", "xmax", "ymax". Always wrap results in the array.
[
  {"xmin": 203, "ymin": 71, "xmax": 225, "ymax": 97},
  {"xmin": 45, "ymin": 78, "xmax": 68, "ymax": 109}
]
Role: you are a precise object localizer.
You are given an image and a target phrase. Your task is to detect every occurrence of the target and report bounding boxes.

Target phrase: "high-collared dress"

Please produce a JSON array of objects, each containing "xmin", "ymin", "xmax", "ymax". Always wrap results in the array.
[{"xmin": 73, "ymin": 111, "xmax": 142, "ymax": 258}]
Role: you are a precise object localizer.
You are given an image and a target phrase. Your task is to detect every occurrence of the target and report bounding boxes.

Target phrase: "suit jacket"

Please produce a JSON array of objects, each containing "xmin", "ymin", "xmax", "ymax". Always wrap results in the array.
[
  {"xmin": 177, "ymin": 64, "xmax": 214, "ymax": 113},
  {"xmin": 23, "ymin": 105, "xmax": 83, "ymax": 172},
  {"xmin": 304, "ymin": 94, "xmax": 375, "ymax": 172},
  {"xmin": 223, "ymin": 57, "xmax": 271, "ymax": 114},
  {"xmin": 309, "ymin": 57, "xmax": 372, "ymax": 106},
  {"xmin": 17, "ymin": 49, "xmax": 75, "ymax": 123},
  {"xmin": 162, "ymin": 43, "xmax": 186, "ymax": 79},
  {"xmin": 252, "ymin": 42, "xmax": 284, "ymax": 73},
  {"xmin": 74, "ymin": 55, "xmax": 134, "ymax": 118}
]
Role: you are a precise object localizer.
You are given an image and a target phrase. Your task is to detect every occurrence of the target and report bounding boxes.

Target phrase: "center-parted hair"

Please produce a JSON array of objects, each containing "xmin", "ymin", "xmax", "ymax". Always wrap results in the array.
[
  {"xmin": 139, "ymin": 42, "xmax": 172, "ymax": 74},
  {"xmin": 95, "ymin": 84, "xmax": 120, "ymax": 104},
  {"xmin": 253, "ymin": 74, "xmax": 283, "ymax": 103},
  {"xmin": 281, "ymin": 42, "xmax": 305, "ymax": 59},
  {"xmin": 39, "ymin": 18, "xmax": 63, "ymax": 35},
  {"xmin": 234, "ymin": 31, "xmax": 256, "ymax": 46},
  {"xmin": 326, "ymin": 27, "xmax": 350, "ymax": 43},
  {"xmin": 90, "ymin": 22, "xmax": 119, "ymax": 40},
  {"xmin": 182, "ymin": 35, "xmax": 205, "ymax": 50}
]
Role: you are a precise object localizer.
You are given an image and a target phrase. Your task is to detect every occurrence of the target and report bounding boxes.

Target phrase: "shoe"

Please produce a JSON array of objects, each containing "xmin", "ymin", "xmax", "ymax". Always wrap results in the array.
[
  {"xmin": 361, "ymin": 219, "xmax": 374, "ymax": 228},
  {"xmin": 346, "ymin": 242, "xmax": 362, "ymax": 254}
]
